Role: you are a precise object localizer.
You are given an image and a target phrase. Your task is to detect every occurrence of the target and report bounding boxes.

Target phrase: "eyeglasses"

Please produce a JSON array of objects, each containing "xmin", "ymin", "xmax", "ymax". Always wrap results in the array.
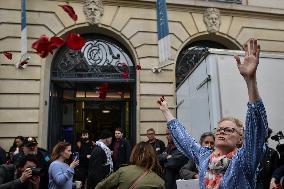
[{"xmin": 213, "ymin": 127, "xmax": 241, "ymax": 135}]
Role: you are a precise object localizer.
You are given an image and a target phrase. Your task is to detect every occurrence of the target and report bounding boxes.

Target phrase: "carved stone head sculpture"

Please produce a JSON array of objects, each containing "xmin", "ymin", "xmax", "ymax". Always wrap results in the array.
[
  {"xmin": 83, "ymin": 0, "xmax": 104, "ymax": 25},
  {"xmin": 203, "ymin": 8, "xmax": 221, "ymax": 33}
]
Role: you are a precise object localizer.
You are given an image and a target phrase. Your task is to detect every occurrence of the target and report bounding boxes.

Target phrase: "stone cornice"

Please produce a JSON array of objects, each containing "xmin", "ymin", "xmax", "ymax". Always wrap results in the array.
[{"xmin": 45, "ymin": 0, "xmax": 284, "ymax": 17}]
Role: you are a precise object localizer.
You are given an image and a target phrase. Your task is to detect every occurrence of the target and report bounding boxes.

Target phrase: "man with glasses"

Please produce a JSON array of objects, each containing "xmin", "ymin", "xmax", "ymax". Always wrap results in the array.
[{"xmin": 146, "ymin": 128, "xmax": 165, "ymax": 154}]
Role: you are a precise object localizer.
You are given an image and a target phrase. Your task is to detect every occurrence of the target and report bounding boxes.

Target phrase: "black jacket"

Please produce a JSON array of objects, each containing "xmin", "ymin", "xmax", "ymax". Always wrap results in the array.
[
  {"xmin": 111, "ymin": 138, "xmax": 130, "ymax": 171},
  {"xmin": 159, "ymin": 144, "xmax": 188, "ymax": 189},
  {"xmin": 148, "ymin": 139, "xmax": 166, "ymax": 155},
  {"xmin": 0, "ymin": 164, "xmax": 33, "ymax": 189},
  {"xmin": 272, "ymin": 164, "xmax": 284, "ymax": 186},
  {"xmin": 87, "ymin": 145, "xmax": 111, "ymax": 189},
  {"xmin": 179, "ymin": 159, "xmax": 198, "ymax": 180},
  {"xmin": 12, "ymin": 148, "xmax": 50, "ymax": 189},
  {"xmin": 0, "ymin": 147, "xmax": 6, "ymax": 165},
  {"xmin": 78, "ymin": 140, "xmax": 94, "ymax": 168},
  {"xmin": 257, "ymin": 145, "xmax": 279, "ymax": 189}
]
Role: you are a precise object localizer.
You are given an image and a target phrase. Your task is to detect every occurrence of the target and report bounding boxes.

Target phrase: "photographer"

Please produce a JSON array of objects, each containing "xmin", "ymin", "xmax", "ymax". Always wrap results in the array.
[
  {"xmin": 271, "ymin": 131, "xmax": 284, "ymax": 166},
  {"xmin": 12, "ymin": 137, "xmax": 50, "ymax": 189},
  {"xmin": 257, "ymin": 128, "xmax": 279, "ymax": 189},
  {"xmin": 0, "ymin": 154, "xmax": 40, "ymax": 189}
]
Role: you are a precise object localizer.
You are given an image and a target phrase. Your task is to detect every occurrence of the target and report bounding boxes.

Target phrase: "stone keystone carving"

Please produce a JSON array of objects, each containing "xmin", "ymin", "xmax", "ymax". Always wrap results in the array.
[
  {"xmin": 83, "ymin": 0, "xmax": 104, "ymax": 25},
  {"xmin": 203, "ymin": 8, "xmax": 221, "ymax": 34}
]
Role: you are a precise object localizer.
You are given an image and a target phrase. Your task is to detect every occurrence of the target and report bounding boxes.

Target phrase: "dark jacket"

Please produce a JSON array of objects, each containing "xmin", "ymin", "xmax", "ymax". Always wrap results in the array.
[
  {"xmin": 179, "ymin": 159, "xmax": 198, "ymax": 180},
  {"xmin": 12, "ymin": 148, "xmax": 50, "ymax": 189},
  {"xmin": 272, "ymin": 164, "xmax": 284, "ymax": 186},
  {"xmin": 111, "ymin": 138, "xmax": 131, "ymax": 171},
  {"xmin": 78, "ymin": 140, "xmax": 94, "ymax": 168},
  {"xmin": 257, "ymin": 145, "xmax": 279, "ymax": 189},
  {"xmin": 148, "ymin": 139, "xmax": 166, "ymax": 155},
  {"xmin": 87, "ymin": 145, "xmax": 111, "ymax": 189},
  {"xmin": 0, "ymin": 164, "xmax": 33, "ymax": 189},
  {"xmin": 0, "ymin": 147, "xmax": 6, "ymax": 165},
  {"xmin": 159, "ymin": 144, "xmax": 188, "ymax": 189}
]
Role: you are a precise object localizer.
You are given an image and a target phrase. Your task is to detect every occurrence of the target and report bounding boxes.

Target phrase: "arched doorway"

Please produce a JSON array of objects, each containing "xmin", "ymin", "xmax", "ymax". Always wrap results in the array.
[
  {"xmin": 175, "ymin": 35, "xmax": 241, "ymax": 140},
  {"xmin": 48, "ymin": 34, "xmax": 136, "ymax": 150},
  {"xmin": 176, "ymin": 36, "xmax": 241, "ymax": 87}
]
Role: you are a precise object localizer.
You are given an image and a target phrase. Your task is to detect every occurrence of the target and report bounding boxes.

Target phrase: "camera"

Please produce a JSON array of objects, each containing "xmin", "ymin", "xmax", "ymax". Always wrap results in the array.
[
  {"xmin": 271, "ymin": 131, "xmax": 284, "ymax": 142},
  {"xmin": 31, "ymin": 167, "xmax": 42, "ymax": 176}
]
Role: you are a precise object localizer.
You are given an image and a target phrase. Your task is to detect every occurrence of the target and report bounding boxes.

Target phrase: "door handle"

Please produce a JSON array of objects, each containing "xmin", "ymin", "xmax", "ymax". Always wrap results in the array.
[{"xmin": 196, "ymin": 75, "xmax": 211, "ymax": 90}]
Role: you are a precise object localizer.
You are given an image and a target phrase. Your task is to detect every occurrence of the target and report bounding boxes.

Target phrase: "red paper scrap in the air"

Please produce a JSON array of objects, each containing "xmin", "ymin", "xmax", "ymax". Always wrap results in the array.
[
  {"xmin": 136, "ymin": 65, "xmax": 141, "ymax": 70},
  {"xmin": 3, "ymin": 52, "xmax": 12, "ymax": 60},
  {"xmin": 19, "ymin": 60, "xmax": 28, "ymax": 68},
  {"xmin": 123, "ymin": 70, "xmax": 129, "ymax": 79},
  {"xmin": 98, "ymin": 83, "xmax": 109, "ymax": 99},
  {"xmin": 58, "ymin": 4, "xmax": 78, "ymax": 21},
  {"xmin": 117, "ymin": 63, "xmax": 129, "ymax": 79},
  {"xmin": 32, "ymin": 35, "xmax": 50, "ymax": 58},
  {"xmin": 49, "ymin": 36, "xmax": 65, "ymax": 54},
  {"xmin": 99, "ymin": 91, "xmax": 106, "ymax": 99},
  {"xmin": 66, "ymin": 33, "xmax": 86, "ymax": 50},
  {"xmin": 32, "ymin": 35, "xmax": 65, "ymax": 58}
]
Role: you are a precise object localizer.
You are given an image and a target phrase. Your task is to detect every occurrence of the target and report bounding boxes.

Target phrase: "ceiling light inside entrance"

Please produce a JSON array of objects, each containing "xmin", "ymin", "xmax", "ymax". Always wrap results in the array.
[{"xmin": 102, "ymin": 110, "xmax": 110, "ymax": 114}]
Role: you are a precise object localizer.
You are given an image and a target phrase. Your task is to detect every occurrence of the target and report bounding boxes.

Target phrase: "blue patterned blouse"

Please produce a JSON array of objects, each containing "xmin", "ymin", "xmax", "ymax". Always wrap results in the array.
[{"xmin": 167, "ymin": 100, "xmax": 268, "ymax": 189}]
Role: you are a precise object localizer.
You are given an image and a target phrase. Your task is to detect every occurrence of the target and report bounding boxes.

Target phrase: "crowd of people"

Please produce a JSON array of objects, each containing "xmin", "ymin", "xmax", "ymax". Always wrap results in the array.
[{"xmin": 0, "ymin": 38, "xmax": 283, "ymax": 189}]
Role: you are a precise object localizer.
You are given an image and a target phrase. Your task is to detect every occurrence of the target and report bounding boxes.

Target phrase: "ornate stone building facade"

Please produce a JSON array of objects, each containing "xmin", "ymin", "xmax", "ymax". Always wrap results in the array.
[{"xmin": 0, "ymin": 0, "xmax": 284, "ymax": 150}]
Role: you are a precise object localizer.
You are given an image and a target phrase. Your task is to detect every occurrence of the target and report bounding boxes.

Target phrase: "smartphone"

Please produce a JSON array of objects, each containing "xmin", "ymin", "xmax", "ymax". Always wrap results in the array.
[{"xmin": 73, "ymin": 152, "xmax": 79, "ymax": 161}]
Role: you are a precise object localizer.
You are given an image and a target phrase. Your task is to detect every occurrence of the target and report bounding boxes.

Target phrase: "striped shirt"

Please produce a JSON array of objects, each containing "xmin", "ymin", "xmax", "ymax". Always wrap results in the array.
[{"xmin": 167, "ymin": 99, "xmax": 268, "ymax": 189}]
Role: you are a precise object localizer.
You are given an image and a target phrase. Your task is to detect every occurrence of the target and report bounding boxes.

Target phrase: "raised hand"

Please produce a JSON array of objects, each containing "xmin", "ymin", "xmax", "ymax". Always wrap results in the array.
[
  {"xmin": 70, "ymin": 159, "xmax": 79, "ymax": 169},
  {"xmin": 157, "ymin": 96, "xmax": 175, "ymax": 122},
  {"xmin": 157, "ymin": 96, "xmax": 168, "ymax": 111},
  {"xmin": 234, "ymin": 38, "xmax": 260, "ymax": 81}
]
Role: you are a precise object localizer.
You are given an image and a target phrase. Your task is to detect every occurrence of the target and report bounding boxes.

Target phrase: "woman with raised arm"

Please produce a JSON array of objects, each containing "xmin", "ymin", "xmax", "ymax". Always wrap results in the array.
[
  {"xmin": 48, "ymin": 142, "xmax": 79, "ymax": 189},
  {"xmin": 158, "ymin": 38, "xmax": 268, "ymax": 189}
]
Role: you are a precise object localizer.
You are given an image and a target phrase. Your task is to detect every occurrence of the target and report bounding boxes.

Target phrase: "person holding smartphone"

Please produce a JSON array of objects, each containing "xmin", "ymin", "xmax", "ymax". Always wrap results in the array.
[{"xmin": 48, "ymin": 142, "xmax": 79, "ymax": 189}]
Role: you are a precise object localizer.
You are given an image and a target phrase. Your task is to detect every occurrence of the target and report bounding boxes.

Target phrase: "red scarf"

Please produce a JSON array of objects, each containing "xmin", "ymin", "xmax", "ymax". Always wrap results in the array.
[{"xmin": 204, "ymin": 148, "xmax": 237, "ymax": 189}]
